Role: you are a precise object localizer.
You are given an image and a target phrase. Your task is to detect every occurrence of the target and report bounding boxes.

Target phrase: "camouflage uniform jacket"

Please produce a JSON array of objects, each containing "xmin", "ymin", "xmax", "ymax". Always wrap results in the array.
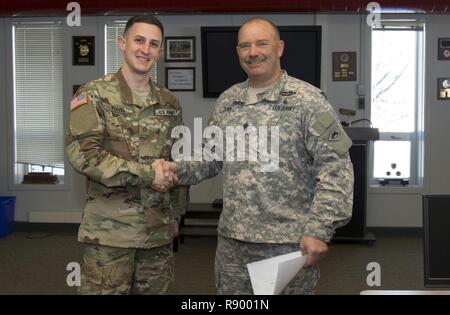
[
  {"xmin": 66, "ymin": 69, "xmax": 188, "ymax": 249},
  {"xmin": 178, "ymin": 71, "xmax": 354, "ymax": 243}
]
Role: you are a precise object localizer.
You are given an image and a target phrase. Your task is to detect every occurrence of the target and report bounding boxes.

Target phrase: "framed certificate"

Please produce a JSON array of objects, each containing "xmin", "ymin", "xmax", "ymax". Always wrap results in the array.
[{"xmin": 166, "ymin": 67, "xmax": 195, "ymax": 91}]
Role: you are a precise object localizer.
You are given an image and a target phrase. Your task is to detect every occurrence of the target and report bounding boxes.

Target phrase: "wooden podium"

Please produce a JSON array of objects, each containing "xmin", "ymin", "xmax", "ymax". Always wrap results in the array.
[{"xmin": 332, "ymin": 127, "xmax": 379, "ymax": 244}]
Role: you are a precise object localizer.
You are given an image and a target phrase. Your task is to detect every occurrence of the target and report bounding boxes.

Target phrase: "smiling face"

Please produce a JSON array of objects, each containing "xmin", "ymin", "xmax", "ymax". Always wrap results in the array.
[
  {"xmin": 236, "ymin": 19, "xmax": 284, "ymax": 87},
  {"xmin": 118, "ymin": 22, "xmax": 163, "ymax": 77}
]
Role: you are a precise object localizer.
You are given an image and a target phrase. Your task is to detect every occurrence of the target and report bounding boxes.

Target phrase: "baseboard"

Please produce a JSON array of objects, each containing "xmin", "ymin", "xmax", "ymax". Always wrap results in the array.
[
  {"xmin": 14, "ymin": 222, "xmax": 79, "ymax": 233},
  {"xmin": 28, "ymin": 211, "xmax": 82, "ymax": 223},
  {"xmin": 367, "ymin": 227, "xmax": 423, "ymax": 237}
]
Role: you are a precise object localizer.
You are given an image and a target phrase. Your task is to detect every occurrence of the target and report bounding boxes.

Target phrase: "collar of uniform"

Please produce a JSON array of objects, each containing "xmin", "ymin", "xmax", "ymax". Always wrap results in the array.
[
  {"xmin": 258, "ymin": 70, "xmax": 289, "ymax": 102},
  {"xmin": 115, "ymin": 68, "xmax": 134, "ymax": 106},
  {"xmin": 115, "ymin": 68, "xmax": 161, "ymax": 108},
  {"xmin": 235, "ymin": 70, "xmax": 289, "ymax": 105},
  {"xmin": 146, "ymin": 80, "xmax": 162, "ymax": 106}
]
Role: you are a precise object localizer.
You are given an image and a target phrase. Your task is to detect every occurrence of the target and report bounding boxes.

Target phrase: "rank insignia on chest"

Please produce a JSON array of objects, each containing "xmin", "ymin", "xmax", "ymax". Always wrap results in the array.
[
  {"xmin": 155, "ymin": 108, "xmax": 178, "ymax": 116},
  {"xmin": 329, "ymin": 129, "xmax": 341, "ymax": 141}
]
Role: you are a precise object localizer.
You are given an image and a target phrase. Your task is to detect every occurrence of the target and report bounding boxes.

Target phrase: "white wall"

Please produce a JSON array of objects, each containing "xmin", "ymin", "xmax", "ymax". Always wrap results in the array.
[
  {"xmin": 0, "ymin": 19, "xmax": 7, "ymax": 198},
  {"xmin": 424, "ymin": 15, "xmax": 450, "ymax": 195},
  {"xmin": 318, "ymin": 14, "xmax": 367, "ymax": 122},
  {"xmin": 1, "ymin": 13, "xmax": 449, "ymax": 226}
]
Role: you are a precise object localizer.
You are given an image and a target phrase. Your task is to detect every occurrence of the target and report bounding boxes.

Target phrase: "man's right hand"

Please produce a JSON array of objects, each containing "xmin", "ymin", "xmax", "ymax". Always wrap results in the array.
[{"xmin": 151, "ymin": 159, "xmax": 178, "ymax": 192}]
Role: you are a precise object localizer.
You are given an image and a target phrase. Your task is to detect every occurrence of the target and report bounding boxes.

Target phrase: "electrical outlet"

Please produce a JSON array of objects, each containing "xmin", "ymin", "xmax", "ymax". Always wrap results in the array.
[
  {"xmin": 357, "ymin": 85, "xmax": 366, "ymax": 96},
  {"xmin": 358, "ymin": 97, "xmax": 365, "ymax": 109}
]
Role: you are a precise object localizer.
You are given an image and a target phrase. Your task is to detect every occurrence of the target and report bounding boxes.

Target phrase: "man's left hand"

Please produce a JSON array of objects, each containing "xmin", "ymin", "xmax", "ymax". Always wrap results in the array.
[{"xmin": 300, "ymin": 236, "xmax": 328, "ymax": 267}]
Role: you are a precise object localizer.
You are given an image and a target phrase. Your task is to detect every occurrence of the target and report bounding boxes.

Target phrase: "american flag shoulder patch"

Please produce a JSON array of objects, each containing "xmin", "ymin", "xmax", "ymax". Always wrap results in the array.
[{"xmin": 70, "ymin": 93, "xmax": 88, "ymax": 111}]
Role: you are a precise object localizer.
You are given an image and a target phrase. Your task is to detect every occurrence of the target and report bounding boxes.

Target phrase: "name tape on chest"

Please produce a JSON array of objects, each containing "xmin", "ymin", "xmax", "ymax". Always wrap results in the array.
[
  {"xmin": 111, "ymin": 106, "xmax": 126, "ymax": 115},
  {"xmin": 220, "ymin": 107, "xmax": 234, "ymax": 113},
  {"xmin": 155, "ymin": 108, "xmax": 179, "ymax": 116},
  {"xmin": 271, "ymin": 105, "xmax": 296, "ymax": 111}
]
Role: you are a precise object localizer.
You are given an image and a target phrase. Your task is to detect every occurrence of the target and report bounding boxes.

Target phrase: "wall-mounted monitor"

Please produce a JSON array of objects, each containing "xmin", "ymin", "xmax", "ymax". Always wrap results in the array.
[
  {"xmin": 201, "ymin": 26, "xmax": 321, "ymax": 98},
  {"xmin": 423, "ymin": 195, "xmax": 450, "ymax": 287}
]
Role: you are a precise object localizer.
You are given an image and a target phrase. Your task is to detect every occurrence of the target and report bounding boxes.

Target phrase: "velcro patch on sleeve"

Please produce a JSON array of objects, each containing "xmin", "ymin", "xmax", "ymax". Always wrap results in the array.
[
  {"xmin": 323, "ymin": 125, "xmax": 352, "ymax": 156},
  {"xmin": 311, "ymin": 112, "xmax": 335, "ymax": 136},
  {"xmin": 313, "ymin": 112, "xmax": 352, "ymax": 156},
  {"xmin": 70, "ymin": 93, "xmax": 88, "ymax": 111}
]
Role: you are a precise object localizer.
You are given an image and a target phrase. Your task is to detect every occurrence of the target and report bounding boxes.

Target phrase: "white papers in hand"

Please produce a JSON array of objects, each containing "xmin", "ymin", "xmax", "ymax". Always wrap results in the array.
[{"xmin": 247, "ymin": 251, "xmax": 306, "ymax": 295}]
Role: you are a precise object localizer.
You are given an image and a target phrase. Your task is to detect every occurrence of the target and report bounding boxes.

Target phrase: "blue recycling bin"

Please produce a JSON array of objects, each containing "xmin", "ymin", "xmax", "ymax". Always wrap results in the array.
[{"xmin": 0, "ymin": 196, "xmax": 15, "ymax": 238}]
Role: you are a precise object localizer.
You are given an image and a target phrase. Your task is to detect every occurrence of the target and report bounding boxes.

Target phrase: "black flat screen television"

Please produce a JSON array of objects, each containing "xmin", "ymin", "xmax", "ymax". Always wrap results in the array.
[
  {"xmin": 201, "ymin": 26, "xmax": 321, "ymax": 98},
  {"xmin": 423, "ymin": 195, "xmax": 450, "ymax": 288}
]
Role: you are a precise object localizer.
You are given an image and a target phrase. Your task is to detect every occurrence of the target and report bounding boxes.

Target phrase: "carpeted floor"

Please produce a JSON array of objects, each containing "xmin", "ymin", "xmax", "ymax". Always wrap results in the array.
[{"xmin": 0, "ymin": 229, "xmax": 430, "ymax": 295}]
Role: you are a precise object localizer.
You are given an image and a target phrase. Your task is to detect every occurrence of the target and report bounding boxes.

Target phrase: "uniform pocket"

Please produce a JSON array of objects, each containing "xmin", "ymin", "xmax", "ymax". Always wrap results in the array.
[
  {"xmin": 79, "ymin": 253, "xmax": 103, "ymax": 294},
  {"xmin": 140, "ymin": 116, "xmax": 176, "ymax": 159},
  {"xmin": 103, "ymin": 109, "xmax": 134, "ymax": 159},
  {"xmin": 79, "ymin": 246, "xmax": 133, "ymax": 295}
]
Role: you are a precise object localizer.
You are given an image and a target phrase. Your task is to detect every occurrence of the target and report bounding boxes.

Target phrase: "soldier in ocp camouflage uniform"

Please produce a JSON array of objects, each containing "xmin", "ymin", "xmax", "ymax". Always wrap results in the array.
[
  {"xmin": 65, "ymin": 16, "xmax": 189, "ymax": 295},
  {"xmin": 166, "ymin": 17, "xmax": 354, "ymax": 294}
]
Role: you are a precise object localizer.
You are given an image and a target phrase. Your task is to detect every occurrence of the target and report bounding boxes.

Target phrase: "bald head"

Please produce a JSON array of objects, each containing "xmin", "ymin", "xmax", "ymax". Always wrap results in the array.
[{"xmin": 238, "ymin": 17, "xmax": 280, "ymax": 43}]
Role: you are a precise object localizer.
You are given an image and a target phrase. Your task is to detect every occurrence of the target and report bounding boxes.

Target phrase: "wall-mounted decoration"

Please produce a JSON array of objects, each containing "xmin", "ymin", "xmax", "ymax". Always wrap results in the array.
[
  {"xmin": 438, "ymin": 78, "xmax": 450, "ymax": 100},
  {"xmin": 166, "ymin": 67, "xmax": 195, "ymax": 91},
  {"xmin": 164, "ymin": 36, "xmax": 196, "ymax": 62},
  {"xmin": 332, "ymin": 51, "xmax": 357, "ymax": 81},
  {"xmin": 438, "ymin": 38, "xmax": 450, "ymax": 60},
  {"xmin": 73, "ymin": 36, "xmax": 95, "ymax": 65}
]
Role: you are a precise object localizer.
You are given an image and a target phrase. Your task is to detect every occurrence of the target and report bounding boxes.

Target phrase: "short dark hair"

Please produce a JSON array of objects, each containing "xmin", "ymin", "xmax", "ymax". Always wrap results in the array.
[{"xmin": 123, "ymin": 15, "xmax": 164, "ymax": 38}]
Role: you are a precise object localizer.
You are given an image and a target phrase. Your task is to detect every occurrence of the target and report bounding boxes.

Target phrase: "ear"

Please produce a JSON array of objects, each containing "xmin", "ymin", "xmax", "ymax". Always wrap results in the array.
[
  {"xmin": 277, "ymin": 40, "xmax": 285, "ymax": 58},
  {"xmin": 117, "ymin": 35, "xmax": 126, "ymax": 52}
]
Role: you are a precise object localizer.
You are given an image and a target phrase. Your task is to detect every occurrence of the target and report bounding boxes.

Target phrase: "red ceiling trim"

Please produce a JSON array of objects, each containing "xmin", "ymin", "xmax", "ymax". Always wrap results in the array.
[{"xmin": 0, "ymin": 0, "xmax": 449, "ymax": 16}]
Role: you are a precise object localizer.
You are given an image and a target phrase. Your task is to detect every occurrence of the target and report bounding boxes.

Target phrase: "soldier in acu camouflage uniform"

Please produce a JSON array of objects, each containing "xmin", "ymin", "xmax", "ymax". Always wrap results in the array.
[
  {"xmin": 158, "ymin": 17, "xmax": 354, "ymax": 294},
  {"xmin": 65, "ymin": 15, "xmax": 189, "ymax": 295}
]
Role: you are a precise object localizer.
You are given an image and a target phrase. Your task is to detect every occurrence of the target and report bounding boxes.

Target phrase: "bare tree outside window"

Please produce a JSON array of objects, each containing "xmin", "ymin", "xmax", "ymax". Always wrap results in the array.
[{"xmin": 371, "ymin": 27, "xmax": 424, "ymax": 183}]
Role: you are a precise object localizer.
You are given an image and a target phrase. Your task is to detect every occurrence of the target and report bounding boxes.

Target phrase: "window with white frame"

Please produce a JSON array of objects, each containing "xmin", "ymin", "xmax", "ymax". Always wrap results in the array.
[
  {"xmin": 370, "ymin": 21, "xmax": 425, "ymax": 186},
  {"xmin": 105, "ymin": 22, "xmax": 157, "ymax": 81},
  {"xmin": 13, "ymin": 22, "xmax": 64, "ymax": 184}
]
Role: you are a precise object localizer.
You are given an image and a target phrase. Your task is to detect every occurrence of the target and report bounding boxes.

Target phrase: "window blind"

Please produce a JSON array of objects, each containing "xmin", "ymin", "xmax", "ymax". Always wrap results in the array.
[{"xmin": 13, "ymin": 22, "xmax": 64, "ymax": 168}]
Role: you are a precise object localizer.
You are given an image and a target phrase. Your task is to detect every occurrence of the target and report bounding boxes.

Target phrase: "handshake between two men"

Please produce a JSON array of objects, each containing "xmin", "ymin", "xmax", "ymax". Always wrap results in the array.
[{"xmin": 151, "ymin": 159, "xmax": 179, "ymax": 193}]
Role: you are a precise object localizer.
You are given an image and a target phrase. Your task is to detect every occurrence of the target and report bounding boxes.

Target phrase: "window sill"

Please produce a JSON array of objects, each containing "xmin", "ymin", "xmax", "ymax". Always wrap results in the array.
[
  {"xmin": 8, "ymin": 183, "xmax": 70, "ymax": 191},
  {"xmin": 368, "ymin": 185, "xmax": 423, "ymax": 195}
]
